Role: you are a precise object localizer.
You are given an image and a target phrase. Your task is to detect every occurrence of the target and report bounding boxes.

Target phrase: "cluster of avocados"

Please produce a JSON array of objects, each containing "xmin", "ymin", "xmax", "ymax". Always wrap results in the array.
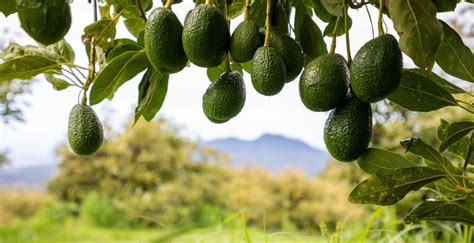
[
  {"xmin": 299, "ymin": 34, "xmax": 402, "ymax": 162},
  {"xmin": 143, "ymin": 2, "xmax": 304, "ymax": 124}
]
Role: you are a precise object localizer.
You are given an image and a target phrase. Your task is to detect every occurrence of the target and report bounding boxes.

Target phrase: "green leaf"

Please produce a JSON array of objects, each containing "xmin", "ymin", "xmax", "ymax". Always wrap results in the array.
[
  {"xmin": 46, "ymin": 40, "xmax": 76, "ymax": 64},
  {"xmin": 313, "ymin": 0, "xmax": 333, "ymax": 22},
  {"xmin": 207, "ymin": 66, "xmax": 225, "ymax": 82},
  {"xmin": 432, "ymin": 0, "xmax": 460, "ymax": 12},
  {"xmin": 90, "ymin": 50, "xmax": 149, "ymax": 105},
  {"xmin": 1, "ymin": 43, "xmax": 73, "ymax": 65},
  {"xmin": 241, "ymin": 61, "xmax": 253, "ymax": 74},
  {"xmin": 409, "ymin": 69, "xmax": 468, "ymax": 94},
  {"xmin": 227, "ymin": 0, "xmax": 244, "ymax": 19},
  {"xmin": 387, "ymin": 69, "xmax": 458, "ymax": 112},
  {"xmin": 0, "ymin": 55, "xmax": 61, "ymax": 82},
  {"xmin": 0, "ymin": 0, "xmax": 16, "ymax": 17},
  {"xmin": 82, "ymin": 19, "xmax": 117, "ymax": 48},
  {"xmin": 401, "ymin": 137, "xmax": 458, "ymax": 173},
  {"xmin": 439, "ymin": 121, "xmax": 474, "ymax": 152},
  {"xmin": 134, "ymin": 69, "xmax": 169, "ymax": 122},
  {"xmin": 466, "ymin": 134, "xmax": 474, "ymax": 167},
  {"xmin": 388, "ymin": 0, "xmax": 443, "ymax": 70},
  {"xmin": 320, "ymin": 0, "xmax": 343, "ymax": 17},
  {"xmin": 249, "ymin": 0, "xmax": 266, "ymax": 27},
  {"xmin": 323, "ymin": 16, "xmax": 351, "ymax": 37},
  {"xmin": 435, "ymin": 21, "xmax": 474, "ymax": 83},
  {"xmin": 124, "ymin": 17, "xmax": 146, "ymax": 37},
  {"xmin": 357, "ymin": 148, "xmax": 417, "ymax": 175},
  {"xmin": 298, "ymin": 14, "xmax": 328, "ymax": 60},
  {"xmin": 405, "ymin": 201, "xmax": 474, "ymax": 225},
  {"xmin": 106, "ymin": 39, "xmax": 143, "ymax": 62},
  {"xmin": 437, "ymin": 119, "xmax": 450, "ymax": 141},
  {"xmin": 349, "ymin": 167, "xmax": 446, "ymax": 205},
  {"xmin": 44, "ymin": 74, "xmax": 71, "ymax": 91}
]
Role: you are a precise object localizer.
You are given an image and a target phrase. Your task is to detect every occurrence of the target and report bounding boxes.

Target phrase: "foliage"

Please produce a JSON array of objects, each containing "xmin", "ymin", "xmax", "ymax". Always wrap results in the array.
[
  {"xmin": 0, "ymin": 188, "xmax": 53, "ymax": 226},
  {"xmin": 0, "ymin": 0, "xmax": 473, "ymax": 228}
]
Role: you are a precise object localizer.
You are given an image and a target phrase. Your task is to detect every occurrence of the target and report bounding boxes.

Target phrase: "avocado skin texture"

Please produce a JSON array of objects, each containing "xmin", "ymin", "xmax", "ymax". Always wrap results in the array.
[
  {"xmin": 230, "ymin": 20, "xmax": 262, "ymax": 63},
  {"xmin": 251, "ymin": 46, "xmax": 286, "ymax": 96},
  {"xmin": 145, "ymin": 8, "xmax": 187, "ymax": 74},
  {"xmin": 182, "ymin": 4, "xmax": 230, "ymax": 67},
  {"xmin": 262, "ymin": 30, "xmax": 303, "ymax": 82},
  {"xmin": 203, "ymin": 72, "xmax": 246, "ymax": 123},
  {"xmin": 299, "ymin": 54, "xmax": 349, "ymax": 111},
  {"xmin": 68, "ymin": 104, "xmax": 104, "ymax": 156},
  {"xmin": 324, "ymin": 95, "xmax": 372, "ymax": 162},
  {"xmin": 17, "ymin": 0, "xmax": 71, "ymax": 45},
  {"xmin": 350, "ymin": 34, "xmax": 402, "ymax": 103}
]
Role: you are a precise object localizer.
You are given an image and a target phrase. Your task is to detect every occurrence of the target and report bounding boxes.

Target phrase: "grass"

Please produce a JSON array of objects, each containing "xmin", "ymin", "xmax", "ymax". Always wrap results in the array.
[{"xmin": 0, "ymin": 218, "xmax": 326, "ymax": 243}]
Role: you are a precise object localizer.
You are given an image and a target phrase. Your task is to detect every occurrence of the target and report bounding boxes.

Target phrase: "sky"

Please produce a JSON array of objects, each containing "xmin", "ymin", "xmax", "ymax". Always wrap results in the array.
[{"xmin": 0, "ymin": 1, "xmax": 468, "ymax": 168}]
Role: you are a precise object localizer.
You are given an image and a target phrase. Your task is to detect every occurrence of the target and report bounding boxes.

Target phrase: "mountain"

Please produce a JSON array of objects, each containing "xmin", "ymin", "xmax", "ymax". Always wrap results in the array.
[
  {"xmin": 204, "ymin": 134, "xmax": 329, "ymax": 175},
  {"xmin": 0, "ymin": 164, "xmax": 57, "ymax": 189}
]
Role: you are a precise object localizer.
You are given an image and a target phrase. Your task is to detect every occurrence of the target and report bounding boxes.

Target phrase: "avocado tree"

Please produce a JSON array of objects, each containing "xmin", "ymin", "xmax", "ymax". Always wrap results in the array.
[{"xmin": 0, "ymin": 0, "xmax": 473, "ymax": 229}]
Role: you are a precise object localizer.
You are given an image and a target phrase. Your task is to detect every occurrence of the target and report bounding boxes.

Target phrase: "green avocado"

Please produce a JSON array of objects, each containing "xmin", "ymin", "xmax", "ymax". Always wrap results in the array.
[
  {"xmin": 182, "ymin": 4, "xmax": 230, "ymax": 67},
  {"xmin": 299, "ymin": 54, "xmax": 349, "ymax": 111},
  {"xmin": 17, "ymin": 0, "xmax": 72, "ymax": 45},
  {"xmin": 203, "ymin": 71, "xmax": 246, "ymax": 123},
  {"xmin": 68, "ymin": 104, "xmax": 104, "ymax": 156},
  {"xmin": 251, "ymin": 46, "xmax": 286, "ymax": 96},
  {"xmin": 350, "ymin": 34, "xmax": 403, "ymax": 103},
  {"xmin": 230, "ymin": 20, "xmax": 262, "ymax": 63},
  {"xmin": 144, "ymin": 8, "xmax": 188, "ymax": 74},
  {"xmin": 259, "ymin": 29, "xmax": 303, "ymax": 82},
  {"xmin": 324, "ymin": 95, "xmax": 372, "ymax": 162}
]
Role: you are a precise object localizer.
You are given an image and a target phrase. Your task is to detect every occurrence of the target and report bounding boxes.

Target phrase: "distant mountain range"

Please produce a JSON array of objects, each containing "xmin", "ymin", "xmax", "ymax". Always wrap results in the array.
[
  {"xmin": 204, "ymin": 134, "xmax": 329, "ymax": 175},
  {"xmin": 0, "ymin": 134, "xmax": 329, "ymax": 189}
]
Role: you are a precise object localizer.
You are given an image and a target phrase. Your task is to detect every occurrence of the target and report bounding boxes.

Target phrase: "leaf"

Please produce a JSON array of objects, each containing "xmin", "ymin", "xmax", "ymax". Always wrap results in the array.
[
  {"xmin": 320, "ymin": 0, "xmax": 343, "ymax": 17},
  {"xmin": 465, "ymin": 133, "xmax": 474, "ymax": 168},
  {"xmin": 432, "ymin": 0, "xmax": 460, "ymax": 12},
  {"xmin": 89, "ymin": 50, "xmax": 149, "ymax": 105},
  {"xmin": 124, "ymin": 17, "xmax": 146, "ymax": 37},
  {"xmin": 249, "ymin": 0, "xmax": 266, "ymax": 27},
  {"xmin": 82, "ymin": 19, "xmax": 117, "ymax": 48},
  {"xmin": 298, "ymin": 14, "xmax": 328, "ymax": 60},
  {"xmin": 323, "ymin": 16, "xmax": 351, "ymax": 37},
  {"xmin": 44, "ymin": 74, "xmax": 70, "ymax": 91},
  {"xmin": 349, "ymin": 167, "xmax": 446, "ymax": 205},
  {"xmin": 1, "ymin": 43, "xmax": 73, "ymax": 65},
  {"xmin": 401, "ymin": 137, "xmax": 458, "ymax": 173},
  {"xmin": 357, "ymin": 148, "xmax": 417, "ymax": 175},
  {"xmin": 437, "ymin": 119, "xmax": 450, "ymax": 141},
  {"xmin": 241, "ymin": 61, "xmax": 253, "ymax": 74},
  {"xmin": 387, "ymin": 69, "xmax": 457, "ymax": 112},
  {"xmin": 313, "ymin": 0, "xmax": 333, "ymax": 22},
  {"xmin": 435, "ymin": 21, "xmax": 474, "ymax": 82},
  {"xmin": 134, "ymin": 69, "xmax": 169, "ymax": 122},
  {"xmin": 409, "ymin": 69, "xmax": 468, "ymax": 94},
  {"xmin": 207, "ymin": 66, "xmax": 225, "ymax": 82},
  {"xmin": 388, "ymin": 0, "xmax": 443, "ymax": 70},
  {"xmin": 46, "ymin": 40, "xmax": 76, "ymax": 64},
  {"xmin": 0, "ymin": 55, "xmax": 61, "ymax": 82},
  {"xmin": 227, "ymin": 0, "xmax": 244, "ymax": 19},
  {"xmin": 106, "ymin": 39, "xmax": 143, "ymax": 62},
  {"xmin": 405, "ymin": 201, "xmax": 474, "ymax": 225},
  {"xmin": 0, "ymin": 0, "xmax": 16, "ymax": 17},
  {"xmin": 439, "ymin": 122, "xmax": 474, "ymax": 152}
]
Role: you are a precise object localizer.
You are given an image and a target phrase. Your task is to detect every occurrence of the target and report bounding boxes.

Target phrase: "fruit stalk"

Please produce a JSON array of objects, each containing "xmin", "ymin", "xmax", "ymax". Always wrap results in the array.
[
  {"xmin": 329, "ymin": 17, "xmax": 340, "ymax": 54},
  {"xmin": 164, "ymin": 0, "xmax": 174, "ymax": 9},
  {"xmin": 244, "ymin": 0, "xmax": 250, "ymax": 20},
  {"xmin": 205, "ymin": 0, "xmax": 213, "ymax": 5},
  {"xmin": 224, "ymin": 0, "xmax": 231, "ymax": 72},
  {"xmin": 264, "ymin": 0, "xmax": 272, "ymax": 47},
  {"xmin": 343, "ymin": 0, "xmax": 352, "ymax": 65},
  {"xmin": 378, "ymin": 0, "xmax": 384, "ymax": 36}
]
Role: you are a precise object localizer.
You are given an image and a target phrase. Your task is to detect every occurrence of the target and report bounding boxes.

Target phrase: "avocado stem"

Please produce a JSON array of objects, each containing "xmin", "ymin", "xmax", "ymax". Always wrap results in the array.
[
  {"xmin": 164, "ymin": 0, "xmax": 174, "ymax": 9},
  {"xmin": 329, "ymin": 17, "xmax": 340, "ymax": 54},
  {"xmin": 244, "ymin": 0, "xmax": 250, "ymax": 20},
  {"xmin": 264, "ymin": 0, "xmax": 272, "ymax": 47},
  {"xmin": 205, "ymin": 0, "xmax": 213, "ymax": 5},
  {"xmin": 343, "ymin": 1, "xmax": 352, "ymax": 66},
  {"xmin": 377, "ymin": 0, "xmax": 384, "ymax": 36}
]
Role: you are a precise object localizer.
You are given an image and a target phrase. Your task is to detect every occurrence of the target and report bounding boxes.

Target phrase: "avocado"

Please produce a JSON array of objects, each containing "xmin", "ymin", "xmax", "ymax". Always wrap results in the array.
[
  {"xmin": 182, "ymin": 4, "xmax": 230, "ymax": 67},
  {"xmin": 230, "ymin": 20, "xmax": 262, "ymax": 63},
  {"xmin": 251, "ymin": 46, "xmax": 286, "ymax": 96},
  {"xmin": 299, "ymin": 54, "xmax": 349, "ymax": 111},
  {"xmin": 324, "ymin": 95, "xmax": 372, "ymax": 162},
  {"xmin": 203, "ymin": 71, "xmax": 246, "ymax": 123},
  {"xmin": 260, "ymin": 30, "xmax": 303, "ymax": 82},
  {"xmin": 68, "ymin": 104, "xmax": 104, "ymax": 155},
  {"xmin": 145, "ymin": 8, "xmax": 188, "ymax": 74},
  {"xmin": 17, "ymin": 0, "xmax": 72, "ymax": 45},
  {"xmin": 350, "ymin": 34, "xmax": 402, "ymax": 103}
]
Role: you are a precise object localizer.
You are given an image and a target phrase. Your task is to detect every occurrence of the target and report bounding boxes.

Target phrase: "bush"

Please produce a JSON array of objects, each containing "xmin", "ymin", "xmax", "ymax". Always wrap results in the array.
[
  {"xmin": 80, "ymin": 192, "xmax": 128, "ymax": 228},
  {"xmin": 0, "ymin": 188, "xmax": 53, "ymax": 225}
]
